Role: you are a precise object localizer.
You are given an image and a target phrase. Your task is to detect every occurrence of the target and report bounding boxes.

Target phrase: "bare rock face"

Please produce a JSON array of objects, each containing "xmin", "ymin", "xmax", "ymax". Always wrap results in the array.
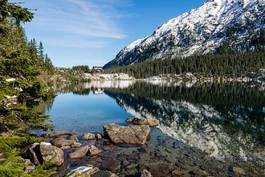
[
  {"xmin": 103, "ymin": 124, "xmax": 150, "ymax": 145},
  {"xmin": 39, "ymin": 142, "xmax": 64, "ymax": 166},
  {"xmin": 127, "ymin": 118, "xmax": 160, "ymax": 127},
  {"xmin": 69, "ymin": 145, "xmax": 90, "ymax": 159},
  {"xmin": 51, "ymin": 137, "xmax": 76, "ymax": 148}
]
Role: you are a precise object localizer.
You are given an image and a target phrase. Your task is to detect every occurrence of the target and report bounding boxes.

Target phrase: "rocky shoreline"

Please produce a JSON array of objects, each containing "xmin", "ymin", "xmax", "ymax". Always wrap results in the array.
[
  {"xmin": 20, "ymin": 115, "xmax": 261, "ymax": 177},
  {"xmin": 23, "ymin": 118, "xmax": 160, "ymax": 177}
]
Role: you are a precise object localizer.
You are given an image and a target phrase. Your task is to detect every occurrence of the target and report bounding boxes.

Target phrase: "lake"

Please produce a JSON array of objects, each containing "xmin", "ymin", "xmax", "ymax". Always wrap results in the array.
[{"xmin": 44, "ymin": 80, "xmax": 265, "ymax": 177}]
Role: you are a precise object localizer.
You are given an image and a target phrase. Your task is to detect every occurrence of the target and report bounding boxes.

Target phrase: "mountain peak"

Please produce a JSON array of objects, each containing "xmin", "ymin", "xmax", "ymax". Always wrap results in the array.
[{"xmin": 104, "ymin": 0, "xmax": 265, "ymax": 68}]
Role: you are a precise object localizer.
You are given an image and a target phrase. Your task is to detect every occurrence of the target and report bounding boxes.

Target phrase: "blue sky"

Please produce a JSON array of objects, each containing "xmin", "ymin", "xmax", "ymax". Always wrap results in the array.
[{"xmin": 19, "ymin": 0, "xmax": 205, "ymax": 67}]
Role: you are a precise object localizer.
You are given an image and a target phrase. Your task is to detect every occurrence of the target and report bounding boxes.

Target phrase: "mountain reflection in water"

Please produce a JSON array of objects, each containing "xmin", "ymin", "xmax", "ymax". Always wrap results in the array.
[{"xmin": 104, "ymin": 82, "xmax": 265, "ymax": 167}]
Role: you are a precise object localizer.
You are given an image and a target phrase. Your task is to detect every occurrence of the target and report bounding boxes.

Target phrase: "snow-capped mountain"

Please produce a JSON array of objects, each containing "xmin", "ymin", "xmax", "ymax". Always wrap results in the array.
[{"xmin": 104, "ymin": 0, "xmax": 265, "ymax": 68}]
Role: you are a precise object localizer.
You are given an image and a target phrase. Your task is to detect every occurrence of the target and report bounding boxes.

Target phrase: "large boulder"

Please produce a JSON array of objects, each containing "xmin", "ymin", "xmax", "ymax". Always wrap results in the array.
[
  {"xmin": 51, "ymin": 137, "xmax": 76, "ymax": 148},
  {"xmin": 39, "ymin": 142, "xmax": 64, "ymax": 166},
  {"xmin": 127, "ymin": 118, "xmax": 160, "ymax": 127},
  {"xmin": 69, "ymin": 145, "xmax": 89, "ymax": 159},
  {"xmin": 103, "ymin": 124, "xmax": 150, "ymax": 145}
]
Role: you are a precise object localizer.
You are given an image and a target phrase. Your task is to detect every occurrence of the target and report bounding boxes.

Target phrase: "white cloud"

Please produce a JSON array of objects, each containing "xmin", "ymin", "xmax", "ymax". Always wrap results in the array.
[{"xmin": 23, "ymin": 0, "xmax": 128, "ymax": 49}]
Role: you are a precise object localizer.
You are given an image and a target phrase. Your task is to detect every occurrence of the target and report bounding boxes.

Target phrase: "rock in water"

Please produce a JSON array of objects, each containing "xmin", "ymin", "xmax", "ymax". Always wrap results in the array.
[
  {"xmin": 66, "ymin": 165, "xmax": 118, "ymax": 177},
  {"xmin": 127, "ymin": 118, "xmax": 160, "ymax": 127},
  {"xmin": 39, "ymin": 142, "xmax": 64, "ymax": 166},
  {"xmin": 88, "ymin": 145, "xmax": 101, "ymax": 156},
  {"xmin": 69, "ymin": 145, "xmax": 89, "ymax": 159},
  {"xmin": 66, "ymin": 165, "xmax": 98, "ymax": 177},
  {"xmin": 82, "ymin": 133, "xmax": 96, "ymax": 140},
  {"xmin": 95, "ymin": 133, "xmax": 102, "ymax": 140},
  {"xmin": 103, "ymin": 124, "xmax": 150, "ymax": 145},
  {"xmin": 141, "ymin": 169, "xmax": 153, "ymax": 177},
  {"xmin": 51, "ymin": 137, "xmax": 76, "ymax": 148}
]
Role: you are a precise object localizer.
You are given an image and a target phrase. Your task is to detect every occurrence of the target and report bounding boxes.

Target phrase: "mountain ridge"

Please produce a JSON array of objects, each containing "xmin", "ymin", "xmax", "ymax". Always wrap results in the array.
[{"xmin": 104, "ymin": 0, "xmax": 265, "ymax": 68}]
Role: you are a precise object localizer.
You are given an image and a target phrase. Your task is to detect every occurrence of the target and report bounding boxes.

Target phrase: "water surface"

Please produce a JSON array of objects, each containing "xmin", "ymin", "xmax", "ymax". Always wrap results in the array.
[{"xmin": 44, "ymin": 81, "xmax": 265, "ymax": 177}]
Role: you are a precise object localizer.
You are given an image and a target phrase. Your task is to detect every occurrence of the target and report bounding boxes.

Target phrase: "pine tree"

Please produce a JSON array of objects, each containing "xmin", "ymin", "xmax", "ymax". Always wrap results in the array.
[{"xmin": 38, "ymin": 41, "xmax": 44, "ymax": 59}]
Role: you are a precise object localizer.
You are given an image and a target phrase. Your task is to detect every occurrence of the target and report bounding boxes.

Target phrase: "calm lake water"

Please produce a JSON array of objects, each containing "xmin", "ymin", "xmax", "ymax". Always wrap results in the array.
[{"xmin": 44, "ymin": 81, "xmax": 265, "ymax": 177}]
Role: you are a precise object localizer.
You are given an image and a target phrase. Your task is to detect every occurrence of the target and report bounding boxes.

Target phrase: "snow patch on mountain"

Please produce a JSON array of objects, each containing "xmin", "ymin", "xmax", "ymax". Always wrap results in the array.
[{"xmin": 104, "ymin": 0, "xmax": 265, "ymax": 68}]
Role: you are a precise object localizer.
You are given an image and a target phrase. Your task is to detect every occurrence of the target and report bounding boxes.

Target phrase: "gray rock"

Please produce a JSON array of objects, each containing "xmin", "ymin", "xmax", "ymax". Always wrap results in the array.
[
  {"xmin": 39, "ymin": 142, "xmax": 64, "ymax": 166},
  {"xmin": 103, "ymin": 124, "xmax": 150, "ymax": 145},
  {"xmin": 88, "ymin": 145, "xmax": 101, "ymax": 156},
  {"xmin": 92, "ymin": 170, "xmax": 119, "ymax": 177},
  {"xmin": 69, "ymin": 145, "xmax": 89, "ymax": 159},
  {"xmin": 51, "ymin": 137, "xmax": 76, "ymax": 148},
  {"xmin": 28, "ymin": 143, "xmax": 41, "ymax": 165},
  {"xmin": 69, "ymin": 134, "xmax": 79, "ymax": 142},
  {"xmin": 66, "ymin": 165, "xmax": 99, "ymax": 177},
  {"xmin": 71, "ymin": 142, "xmax": 82, "ymax": 148},
  {"xmin": 95, "ymin": 133, "xmax": 102, "ymax": 140},
  {"xmin": 24, "ymin": 159, "xmax": 35, "ymax": 173},
  {"xmin": 82, "ymin": 133, "xmax": 96, "ymax": 140}
]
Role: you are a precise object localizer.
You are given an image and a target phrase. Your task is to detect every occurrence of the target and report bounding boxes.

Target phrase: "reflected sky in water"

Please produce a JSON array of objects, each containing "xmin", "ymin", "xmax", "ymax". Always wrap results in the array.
[{"xmin": 46, "ymin": 92, "xmax": 131, "ymax": 134}]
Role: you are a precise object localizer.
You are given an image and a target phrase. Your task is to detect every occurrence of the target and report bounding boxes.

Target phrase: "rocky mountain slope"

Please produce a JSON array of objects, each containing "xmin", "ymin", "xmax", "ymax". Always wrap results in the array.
[{"xmin": 104, "ymin": 0, "xmax": 265, "ymax": 68}]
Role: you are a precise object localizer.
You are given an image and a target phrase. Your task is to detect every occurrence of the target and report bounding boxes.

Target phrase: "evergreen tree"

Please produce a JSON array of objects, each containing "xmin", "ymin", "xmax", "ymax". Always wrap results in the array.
[{"xmin": 38, "ymin": 41, "xmax": 44, "ymax": 59}]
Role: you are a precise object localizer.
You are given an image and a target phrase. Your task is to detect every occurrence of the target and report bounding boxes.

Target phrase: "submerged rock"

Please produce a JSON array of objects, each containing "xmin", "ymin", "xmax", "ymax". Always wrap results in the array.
[
  {"xmin": 47, "ymin": 131, "xmax": 75, "ymax": 138},
  {"xmin": 39, "ymin": 142, "xmax": 64, "ymax": 166},
  {"xmin": 69, "ymin": 145, "xmax": 89, "ymax": 159},
  {"xmin": 127, "ymin": 118, "xmax": 160, "ymax": 127},
  {"xmin": 103, "ymin": 124, "xmax": 150, "ymax": 145}
]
